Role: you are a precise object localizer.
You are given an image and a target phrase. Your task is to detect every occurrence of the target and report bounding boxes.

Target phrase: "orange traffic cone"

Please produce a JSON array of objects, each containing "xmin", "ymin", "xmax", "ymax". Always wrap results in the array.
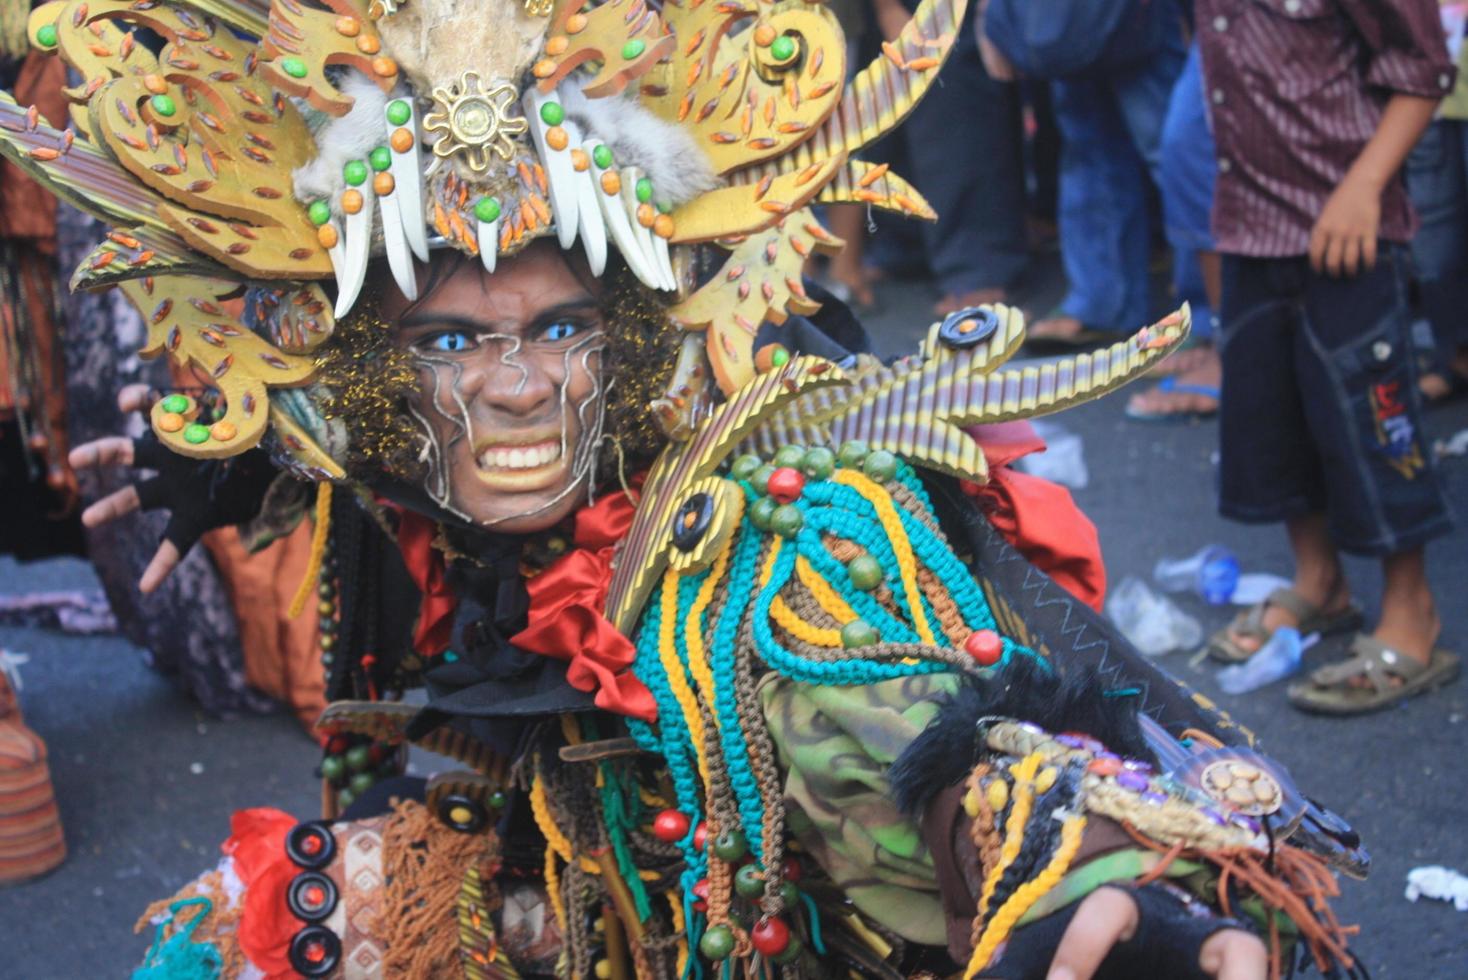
[{"xmin": 0, "ymin": 654, "xmax": 65, "ymax": 885}]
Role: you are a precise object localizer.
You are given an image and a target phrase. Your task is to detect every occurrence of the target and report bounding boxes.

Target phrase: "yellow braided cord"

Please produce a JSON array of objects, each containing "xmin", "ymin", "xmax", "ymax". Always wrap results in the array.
[
  {"xmin": 832, "ymin": 471, "xmax": 936, "ymax": 644},
  {"xmin": 529, "ymin": 773, "xmax": 572, "ymax": 862},
  {"xmin": 771, "ymin": 595, "xmax": 842, "ymax": 646},
  {"xmin": 796, "ymin": 556, "xmax": 860, "ymax": 624},
  {"xmin": 658, "ymin": 570, "xmax": 711, "ymax": 785},
  {"xmin": 669, "ymin": 892, "xmax": 689, "ymax": 977},
  {"xmin": 965, "ymin": 814, "xmax": 1089, "ymax": 978},
  {"xmin": 759, "ymin": 537, "xmax": 783, "ymax": 587},
  {"xmin": 975, "ymin": 753, "xmax": 1043, "ymax": 921},
  {"xmin": 287, "ymin": 482, "xmax": 333, "ymax": 619},
  {"xmin": 543, "ymin": 842, "xmax": 567, "ymax": 936},
  {"xmin": 683, "ymin": 547, "xmax": 729, "ymax": 737}
]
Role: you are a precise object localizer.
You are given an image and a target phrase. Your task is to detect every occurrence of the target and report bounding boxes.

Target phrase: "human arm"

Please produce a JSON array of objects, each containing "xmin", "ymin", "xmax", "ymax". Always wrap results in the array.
[
  {"xmin": 871, "ymin": 0, "xmax": 910, "ymax": 43},
  {"xmin": 1309, "ymin": 93, "xmax": 1439, "ymax": 276}
]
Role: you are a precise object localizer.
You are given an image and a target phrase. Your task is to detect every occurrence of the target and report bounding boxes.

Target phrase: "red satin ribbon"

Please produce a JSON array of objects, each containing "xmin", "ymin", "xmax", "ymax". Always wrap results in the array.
[
  {"xmin": 222, "ymin": 807, "xmax": 300, "ymax": 979},
  {"xmin": 394, "ymin": 509, "xmax": 457, "ymax": 656},
  {"xmin": 964, "ymin": 421, "xmax": 1107, "ymax": 612},
  {"xmin": 510, "ymin": 489, "xmax": 658, "ymax": 722}
]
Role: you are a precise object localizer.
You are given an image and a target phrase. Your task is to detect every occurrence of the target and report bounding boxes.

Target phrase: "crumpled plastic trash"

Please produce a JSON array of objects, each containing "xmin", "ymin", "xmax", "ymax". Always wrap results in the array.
[
  {"xmin": 1228, "ymin": 573, "xmax": 1295, "ymax": 606},
  {"xmin": 1215, "ymin": 627, "xmax": 1313, "ymax": 694},
  {"xmin": 1016, "ymin": 421, "xmax": 1089, "ymax": 489},
  {"xmin": 1406, "ymin": 865, "xmax": 1468, "ymax": 911},
  {"xmin": 1154, "ymin": 546, "xmax": 1293, "ymax": 606},
  {"xmin": 1106, "ymin": 576, "xmax": 1203, "ymax": 657},
  {"xmin": 1433, "ymin": 428, "xmax": 1468, "ymax": 461}
]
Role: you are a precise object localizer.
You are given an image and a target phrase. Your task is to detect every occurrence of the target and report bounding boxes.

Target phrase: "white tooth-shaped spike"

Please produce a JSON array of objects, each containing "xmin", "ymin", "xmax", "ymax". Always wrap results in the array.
[
  {"xmin": 323, "ymin": 217, "xmax": 347, "ymax": 293},
  {"xmin": 334, "ymin": 176, "xmax": 375, "ymax": 318},
  {"xmin": 573, "ymin": 150, "xmax": 607, "ymax": 276},
  {"xmin": 651, "ymin": 229, "xmax": 675, "ymax": 292},
  {"xmin": 376, "ymin": 169, "xmax": 418, "ymax": 301},
  {"xmin": 384, "ymin": 96, "xmax": 428, "ymax": 262},
  {"xmin": 478, "ymin": 219, "xmax": 499, "ymax": 272},
  {"xmin": 619, "ymin": 167, "xmax": 672, "ymax": 291},
  {"xmin": 584, "ymin": 139, "xmax": 658, "ymax": 289},
  {"xmin": 524, "ymin": 88, "xmax": 579, "ymax": 251}
]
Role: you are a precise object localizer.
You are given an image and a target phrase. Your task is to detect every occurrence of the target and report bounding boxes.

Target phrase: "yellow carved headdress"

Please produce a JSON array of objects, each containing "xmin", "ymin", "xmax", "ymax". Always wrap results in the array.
[{"xmin": 1, "ymin": 0, "xmax": 972, "ymax": 473}]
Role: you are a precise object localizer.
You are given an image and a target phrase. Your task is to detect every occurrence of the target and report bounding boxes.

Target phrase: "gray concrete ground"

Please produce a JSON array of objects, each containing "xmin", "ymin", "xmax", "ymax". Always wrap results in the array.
[{"xmin": 2, "ymin": 271, "xmax": 1466, "ymax": 977}]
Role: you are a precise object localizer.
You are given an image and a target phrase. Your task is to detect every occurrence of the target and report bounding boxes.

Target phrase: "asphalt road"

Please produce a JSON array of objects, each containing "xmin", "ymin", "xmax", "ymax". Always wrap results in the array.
[{"xmin": 1, "ymin": 274, "xmax": 1466, "ymax": 978}]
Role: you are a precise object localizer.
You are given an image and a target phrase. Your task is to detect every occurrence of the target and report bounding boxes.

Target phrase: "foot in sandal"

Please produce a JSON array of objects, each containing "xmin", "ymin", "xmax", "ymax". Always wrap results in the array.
[{"xmin": 1205, "ymin": 581, "xmax": 1361, "ymax": 664}]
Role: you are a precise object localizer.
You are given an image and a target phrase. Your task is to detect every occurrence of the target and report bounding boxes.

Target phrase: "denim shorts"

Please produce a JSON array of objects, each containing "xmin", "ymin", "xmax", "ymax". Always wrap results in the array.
[{"xmin": 1216, "ymin": 248, "xmax": 1454, "ymax": 556}]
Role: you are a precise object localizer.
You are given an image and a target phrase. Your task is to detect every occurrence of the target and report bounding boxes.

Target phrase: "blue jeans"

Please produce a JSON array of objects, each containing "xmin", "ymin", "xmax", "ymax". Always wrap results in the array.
[
  {"xmin": 1051, "ymin": 35, "xmax": 1185, "ymax": 332},
  {"xmin": 1405, "ymin": 118, "xmax": 1468, "ymax": 362},
  {"xmin": 1160, "ymin": 44, "xmax": 1218, "ymax": 339}
]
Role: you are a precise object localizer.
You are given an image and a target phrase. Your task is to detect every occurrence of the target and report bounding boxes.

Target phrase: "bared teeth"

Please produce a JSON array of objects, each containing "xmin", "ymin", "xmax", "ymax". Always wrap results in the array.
[{"xmin": 476, "ymin": 441, "xmax": 562, "ymax": 471}]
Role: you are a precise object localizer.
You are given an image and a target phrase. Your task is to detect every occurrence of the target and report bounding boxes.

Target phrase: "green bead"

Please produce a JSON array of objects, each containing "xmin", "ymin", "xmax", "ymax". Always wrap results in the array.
[
  {"xmin": 800, "ymin": 446, "xmax": 835, "ymax": 480},
  {"xmin": 712, "ymin": 830, "xmax": 748, "ymax": 861},
  {"xmin": 474, "ymin": 196, "xmax": 501, "ymax": 223},
  {"xmin": 772, "ymin": 933, "xmax": 804, "ymax": 964},
  {"xmin": 592, "ymin": 143, "xmax": 613, "ymax": 169},
  {"xmin": 281, "ymin": 56, "xmax": 308, "ymax": 78},
  {"xmin": 320, "ymin": 653, "xmax": 333, "ymax": 666},
  {"xmin": 699, "ymin": 924, "xmax": 735, "ymax": 961},
  {"xmin": 369, "ymin": 146, "xmax": 392, "ymax": 172},
  {"xmin": 319, "ymin": 634, "xmax": 334, "ymax": 651},
  {"xmin": 318, "ymin": 581, "xmax": 335, "ymax": 598},
  {"xmin": 777, "ymin": 881, "xmax": 800, "ymax": 907},
  {"xmin": 622, "ymin": 38, "xmax": 646, "ymax": 59},
  {"xmin": 349, "ymin": 772, "xmax": 375, "ymax": 796},
  {"xmin": 730, "ymin": 453, "xmax": 763, "ymax": 481},
  {"xmin": 748, "ymin": 497, "xmax": 778, "ymax": 531},
  {"xmin": 735, "ymin": 864, "xmax": 765, "ymax": 899},
  {"xmin": 160, "ymin": 394, "xmax": 190, "ymax": 414},
  {"xmin": 182, "ymin": 423, "xmax": 210, "ymax": 444},
  {"xmin": 345, "ymin": 744, "xmax": 372, "ymax": 772},
  {"xmin": 342, "ymin": 160, "xmax": 368, "ymax": 186},
  {"xmin": 773, "ymin": 445, "xmax": 805, "ymax": 469},
  {"xmin": 862, "ymin": 449, "xmax": 898, "ymax": 482},
  {"xmin": 149, "ymin": 94, "xmax": 176, "ymax": 117},
  {"xmin": 489, "ymin": 789, "xmax": 508, "ymax": 809},
  {"xmin": 318, "ymin": 617, "xmax": 335, "ymax": 635},
  {"xmin": 656, "ymin": 199, "xmax": 673, "ymax": 214},
  {"xmin": 837, "ymin": 439, "xmax": 869, "ymax": 468},
  {"xmin": 846, "ymin": 554, "xmax": 883, "ymax": 591},
  {"xmin": 320, "ymin": 755, "xmax": 345, "ymax": 784},
  {"xmin": 840, "ymin": 620, "xmax": 879, "ymax": 648},
  {"xmin": 636, "ymin": 177, "xmax": 653, "ymax": 203},
  {"xmin": 308, "ymin": 200, "xmax": 331, "ymax": 226},
  {"xmin": 770, "ymin": 34, "xmax": 797, "ymax": 62},
  {"xmin": 770, "ymin": 504, "xmax": 804, "ymax": 537},
  {"xmin": 318, "ymin": 600, "xmax": 334, "ymax": 617},
  {"xmin": 386, "ymin": 99, "xmax": 412, "ymax": 126},
  {"xmin": 750, "ymin": 464, "xmax": 776, "ymax": 496},
  {"xmin": 336, "ymin": 787, "xmax": 356, "ymax": 809},
  {"xmin": 36, "ymin": 24, "xmax": 58, "ymax": 47},
  {"xmin": 770, "ymin": 347, "xmax": 790, "ymax": 367},
  {"xmin": 539, "ymin": 101, "xmax": 565, "ymax": 126}
]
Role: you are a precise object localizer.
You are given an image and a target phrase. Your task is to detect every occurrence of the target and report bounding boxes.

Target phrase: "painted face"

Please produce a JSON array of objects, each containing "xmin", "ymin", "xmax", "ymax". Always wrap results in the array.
[{"xmin": 381, "ymin": 243, "xmax": 607, "ymax": 533}]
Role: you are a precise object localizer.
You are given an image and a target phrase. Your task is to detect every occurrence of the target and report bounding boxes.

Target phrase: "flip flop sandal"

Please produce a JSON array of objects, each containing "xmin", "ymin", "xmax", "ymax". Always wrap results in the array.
[
  {"xmin": 1021, "ymin": 311, "xmax": 1113, "ymax": 354},
  {"xmin": 1287, "ymin": 634, "xmax": 1461, "ymax": 716},
  {"xmin": 1124, "ymin": 376, "xmax": 1221, "ymax": 423},
  {"xmin": 1143, "ymin": 340, "xmax": 1214, "ymax": 379},
  {"xmin": 1205, "ymin": 587, "xmax": 1363, "ymax": 664}
]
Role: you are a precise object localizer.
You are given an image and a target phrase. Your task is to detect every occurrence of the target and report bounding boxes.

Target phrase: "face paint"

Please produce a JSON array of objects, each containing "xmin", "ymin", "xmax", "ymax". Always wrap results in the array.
[{"xmin": 382, "ymin": 244, "xmax": 610, "ymax": 533}]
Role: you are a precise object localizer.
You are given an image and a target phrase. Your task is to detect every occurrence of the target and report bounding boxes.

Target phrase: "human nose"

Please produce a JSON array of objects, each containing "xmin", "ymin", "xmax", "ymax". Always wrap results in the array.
[{"xmin": 465, "ymin": 344, "xmax": 561, "ymax": 419}]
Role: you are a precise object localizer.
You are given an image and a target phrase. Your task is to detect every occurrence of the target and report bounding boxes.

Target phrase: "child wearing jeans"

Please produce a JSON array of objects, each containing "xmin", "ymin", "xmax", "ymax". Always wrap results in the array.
[{"xmin": 1198, "ymin": 0, "xmax": 1459, "ymax": 712}]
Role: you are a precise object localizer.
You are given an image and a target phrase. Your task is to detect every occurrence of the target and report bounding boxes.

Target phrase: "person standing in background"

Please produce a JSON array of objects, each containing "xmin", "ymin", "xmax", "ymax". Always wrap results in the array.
[{"xmin": 1200, "ymin": 0, "xmax": 1459, "ymax": 713}]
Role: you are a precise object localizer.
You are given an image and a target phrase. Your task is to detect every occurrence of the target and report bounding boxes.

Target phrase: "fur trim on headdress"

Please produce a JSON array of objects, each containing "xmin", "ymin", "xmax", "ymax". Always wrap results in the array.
[
  {"xmin": 292, "ymin": 72, "xmax": 399, "ymax": 214},
  {"xmin": 560, "ymin": 83, "xmax": 720, "ymax": 207}
]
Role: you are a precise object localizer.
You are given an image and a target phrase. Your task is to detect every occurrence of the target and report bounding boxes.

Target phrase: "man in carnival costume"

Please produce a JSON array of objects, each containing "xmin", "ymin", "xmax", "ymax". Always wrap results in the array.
[{"xmin": 5, "ymin": 0, "xmax": 1370, "ymax": 976}]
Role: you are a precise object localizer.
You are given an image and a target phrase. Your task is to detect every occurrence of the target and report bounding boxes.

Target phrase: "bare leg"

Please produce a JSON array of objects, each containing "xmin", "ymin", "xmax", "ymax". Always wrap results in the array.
[
  {"xmin": 822, "ymin": 205, "xmax": 874, "ymax": 307},
  {"xmin": 1372, "ymin": 548, "xmax": 1440, "ymax": 664},
  {"xmin": 1228, "ymin": 513, "xmax": 1351, "ymax": 654},
  {"xmin": 1199, "ymin": 250, "xmax": 1222, "ymax": 311}
]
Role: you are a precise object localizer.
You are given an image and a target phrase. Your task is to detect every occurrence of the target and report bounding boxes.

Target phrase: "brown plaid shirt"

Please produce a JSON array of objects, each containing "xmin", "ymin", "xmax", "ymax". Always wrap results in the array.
[{"xmin": 1197, "ymin": 0, "xmax": 1455, "ymax": 256}]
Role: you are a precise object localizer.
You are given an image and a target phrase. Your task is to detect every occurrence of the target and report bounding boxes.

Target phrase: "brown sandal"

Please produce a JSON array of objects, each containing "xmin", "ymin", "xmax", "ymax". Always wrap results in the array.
[
  {"xmin": 1287, "ymin": 634, "xmax": 1460, "ymax": 716},
  {"xmin": 1205, "ymin": 587, "xmax": 1363, "ymax": 664}
]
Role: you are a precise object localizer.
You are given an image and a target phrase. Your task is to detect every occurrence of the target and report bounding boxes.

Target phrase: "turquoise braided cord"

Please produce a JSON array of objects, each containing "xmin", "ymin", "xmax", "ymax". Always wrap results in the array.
[
  {"xmin": 754, "ymin": 538, "xmax": 949, "ymax": 685},
  {"xmin": 597, "ymin": 762, "xmax": 654, "ymax": 922},
  {"xmin": 799, "ymin": 502, "xmax": 942, "ymax": 635},
  {"xmin": 793, "ymin": 524, "xmax": 921, "ymax": 644},
  {"xmin": 709, "ymin": 519, "xmax": 770, "ymax": 862},
  {"xmin": 893, "ymin": 457, "xmax": 936, "ymax": 512}
]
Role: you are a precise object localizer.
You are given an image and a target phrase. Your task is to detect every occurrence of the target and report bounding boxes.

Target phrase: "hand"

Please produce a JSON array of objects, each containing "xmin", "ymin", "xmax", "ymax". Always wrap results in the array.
[
  {"xmin": 1045, "ymin": 888, "xmax": 1267, "ymax": 980},
  {"xmin": 978, "ymin": 34, "xmax": 1016, "ymax": 82},
  {"xmin": 873, "ymin": 0, "xmax": 909, "ymax": 43},
  {"xmin": 1308, "ymin": 173, "xmax": 1381, "ymax": 278},
  {"xmin": 69, "ymin": 384, "xmax": 278, "ymax": 593}
]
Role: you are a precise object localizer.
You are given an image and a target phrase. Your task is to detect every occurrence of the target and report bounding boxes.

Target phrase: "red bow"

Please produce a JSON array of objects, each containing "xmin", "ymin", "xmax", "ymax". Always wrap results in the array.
[
  {"xmin": 510, "ymin": 488, "xmax": 658, "ymax": 722},
  {"xmin": 394, "ymin": 509, "xmax": 458, "ymax": 656},
  {"xmin": 223, "ymin": 807, "xmax": 301, "ymax": 979}
]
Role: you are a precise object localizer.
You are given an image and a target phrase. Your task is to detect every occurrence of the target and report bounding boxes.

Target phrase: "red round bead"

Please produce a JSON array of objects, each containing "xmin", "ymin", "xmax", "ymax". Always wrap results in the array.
[
  {"xmin": 766, "ymin": 467, "xmax": 805, "ymax": 504},
  {"xmin": 964, "ymin": 628, "xmax": 1003, "ymax": 665},
  {"xmin": 750, "ymin": 916, "xmax": 791, "ymax": 956},
  {"xmin": 652, "ymin": 808, "xmax": 692, "ymax": 843},
  {"xmin": 326, "ymin": 735, "xmax": 348, "ymax": 755},
  {"xmin": 691, "ymin": 877, "xmax": 710, "ymax": 912},
  {"xmin": 692, "ymin": 820, "xmax": 709, "ymax": 851},
  {"xmin": 781, "ymin": 855, "xmax": 802, "ymax": 882},
  {"xmin": 1087, "ymin": 756, "xmax": 1122, "ymax": 777}
]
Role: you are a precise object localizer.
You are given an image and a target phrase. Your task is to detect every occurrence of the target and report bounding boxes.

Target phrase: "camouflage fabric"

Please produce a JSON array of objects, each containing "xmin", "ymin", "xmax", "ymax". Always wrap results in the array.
[{"xmin": 759, "ymin": 671, "xmax": 961, "ymax": 947}]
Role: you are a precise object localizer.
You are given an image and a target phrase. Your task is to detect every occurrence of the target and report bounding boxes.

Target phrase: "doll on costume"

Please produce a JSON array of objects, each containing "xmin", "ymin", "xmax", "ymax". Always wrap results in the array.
[{"xmin": 5, "ymin": 0, "xmax": 1369, "ymax": 977}]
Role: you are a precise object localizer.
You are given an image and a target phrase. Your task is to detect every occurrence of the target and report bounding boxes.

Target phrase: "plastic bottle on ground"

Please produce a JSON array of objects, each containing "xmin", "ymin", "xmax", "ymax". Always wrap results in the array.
[
  {"xmin": 1105, "ymin": 577, "xmax": 1204, "ymax": 657},
  {"xmin": 1153, "ymin": 545, "xmax": 1240, "ymax": 605},
  {"xmin": 1215, "ymin": 627, "xmax": 1303, "ymax": 694}
]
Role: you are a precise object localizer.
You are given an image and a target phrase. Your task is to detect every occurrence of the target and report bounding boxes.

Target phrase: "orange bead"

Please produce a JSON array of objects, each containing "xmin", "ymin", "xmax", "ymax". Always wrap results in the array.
[
  {"xmin": 637, "ymin": 202, "xmax": 656, "ymax": 228},
  {"xmin": 565, "ymin": 13, "xmax": 588, "ymax": 32},
  {"xmin": 753, "ymin": 24, "xmax": 776, "ymax": 47},
  {"xmin": 532, "ymin": 59, "xmax": 555, "ymax": 79},
  {"xmin": 570, "ymin": 148, "xmax": 590, "ymax": 172},
  {"xmin": 334, "ymin": 15, "xmax": 361, "ymax": 36},
  {"xmin": 356, "ymin": 34, "xmax": 380, "ymax": 54},
  {"xmin": 317, "ymin": 223, "xmax": 339, "ymax": 249},
  {"xmin": 545, "ymin": 126, "xmax": 568, "ymax": 151},
  {"xmin": 373, "ymin": 171, "xmax": 395, "ymax": 195},
  {"xmin": 143, "ymin": 73, "xmax": 168, "ymax": 94},
  {"xmin": 600, "ymin": 170, "xmax": 621, "ymax": 196},
  {"xmin": 546, "ymin": 36, "xmax": 568, "ymax": 56},
  {"xmin": 653, "ymin": 214, "xmax": 675, "ymax": 239},
  {"xmin": 390, "ymin": 127, "xmax": 415, "ymax": 153},
  {"xmin": 156, "ymin": 412, "xmax": 184, "ymax": 433},
  {"xmin": 341, "ymin": 189, "xmax": 363, "ymax": 214},
  {"xmin": 209, "ymin": 420, "xmax": 237, "ymax": 441},
  {"xmin": 372, "ymin": 56, "xmax": 397, "ymax": 77}
]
